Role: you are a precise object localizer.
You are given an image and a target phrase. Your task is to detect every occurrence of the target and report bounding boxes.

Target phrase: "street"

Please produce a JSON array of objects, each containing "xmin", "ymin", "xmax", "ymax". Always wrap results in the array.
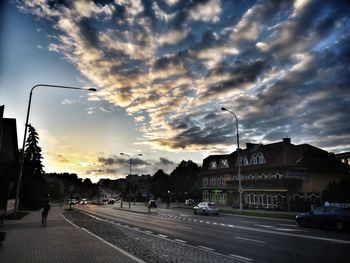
[{"xmin": 74, "ymin": 204, "xmax": 350, "ymax": 263}]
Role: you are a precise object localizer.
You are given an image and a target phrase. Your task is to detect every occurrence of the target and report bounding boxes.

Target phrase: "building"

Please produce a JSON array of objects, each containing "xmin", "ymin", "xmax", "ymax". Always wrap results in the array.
[
  {"xmin": 0, "ymin": 105, "xmax": 19, "ymax": 216},
  {"xmin": 335, "ymin": 152, "xmax": 350, "ymax": 166},
  {"xmin": 201, "ymin": 138, "xmax": 349, "ymax": 211}
]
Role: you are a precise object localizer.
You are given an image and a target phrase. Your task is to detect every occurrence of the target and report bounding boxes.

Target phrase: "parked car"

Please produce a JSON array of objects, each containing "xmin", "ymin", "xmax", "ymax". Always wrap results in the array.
[
  {"xmin": 185, "ymin": 199, "xmax": 194, "ymax": 206},
  {"xmin": 148, "ymin": 200, "xmax": 157, "ymax": 208},
  {"xmin": 193, "ymin": 202, "xmax": 219, "ymax": 216},
  {"xmin": 296, "ymin": 206, "xmax": 350, "ymax": 231},
  {"xmin": 80, "ymin": 198, "xmax": 87, "ymax": 205}
]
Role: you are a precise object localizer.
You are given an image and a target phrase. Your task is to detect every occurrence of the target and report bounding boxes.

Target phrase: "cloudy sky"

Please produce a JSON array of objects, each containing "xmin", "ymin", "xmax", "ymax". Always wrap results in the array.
[{"xmin": 1, "ymin": 0, "xmax": 349, "ymax": 182}]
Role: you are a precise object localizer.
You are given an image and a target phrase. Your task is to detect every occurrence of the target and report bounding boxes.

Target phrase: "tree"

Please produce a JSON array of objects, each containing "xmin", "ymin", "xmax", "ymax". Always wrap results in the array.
[
  {"xmin": 150, "ymin": 169, "xmax": 170, "ymax": 200},
  {"xmin": 322, "ymin": 179, "xmax": 350, "ymax": 203},
  {"xmin": 24, "ymin": 124, "xmax": 44, "ymax": 174},
  {"xmin": 19, "ymin": 124, "xmax": 47, "ymax": 209},
  {"xmin": 170, "ymin": 160, "xmax": 201, "ymax": 202}
]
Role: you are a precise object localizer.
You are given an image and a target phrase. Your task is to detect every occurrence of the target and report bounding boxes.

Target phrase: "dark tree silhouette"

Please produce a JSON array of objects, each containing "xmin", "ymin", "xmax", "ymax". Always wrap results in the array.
[
  {"xmin": 170, "ymin": 160, "xmax": 201, "ymax": 202},
  {"xmin": 20, "ymin": 124, "xmax": 47, "ymax": 209},
  {"xmin": 24, "ymin": 124, "xmax": 44, "ymax": 174},
  {"xmin": 322, "ymin": 179, "xmax": 350, "ymax": 203},
  {"xmin": 150, "ymin": 169, "xmax": 170, "ymax": 199}
]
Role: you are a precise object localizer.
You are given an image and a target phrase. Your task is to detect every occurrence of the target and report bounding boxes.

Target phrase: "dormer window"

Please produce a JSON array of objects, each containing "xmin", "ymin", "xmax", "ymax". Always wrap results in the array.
[
  {"xmin": 219, "ymin": 159, "xmax": 229, "ymax": 168},
  {"xmin": 209, "ymin": 160, "xmax": 217, "ymax": 170},
  {"xmin": 251, "ymin": 152, "xmax": 265, "ymax": 164},
  {"xmin": 239, "ymin": 156, "xmax": 249, "ymax": 166}
]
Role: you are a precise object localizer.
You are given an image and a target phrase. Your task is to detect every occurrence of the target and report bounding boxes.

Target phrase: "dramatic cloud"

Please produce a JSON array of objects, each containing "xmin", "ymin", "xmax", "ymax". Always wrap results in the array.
[
  {"xmin": 87, "ymin": 155, "xmax": 177, "ymax": 179},
  {"xmin": 18, "ymin": 0, "xmax": 350, "ymax": 154}
]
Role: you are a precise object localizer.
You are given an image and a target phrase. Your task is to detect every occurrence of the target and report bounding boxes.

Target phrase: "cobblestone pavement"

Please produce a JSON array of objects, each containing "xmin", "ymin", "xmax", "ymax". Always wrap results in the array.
[
  {"xmin": 64, "ymin": 210, "xmax": 241, "ymax": 263},
  {"xmin": 0, "ymin": 206, "xmax": 139, "ymax": 263}
]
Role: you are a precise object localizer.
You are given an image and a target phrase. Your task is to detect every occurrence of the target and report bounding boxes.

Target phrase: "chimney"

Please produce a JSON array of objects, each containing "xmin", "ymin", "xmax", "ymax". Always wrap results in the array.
[
  {"xmin": 283, "ymin": 138, "xmax": 291, "ymax": 144},
  {"xmin": 246, "ymin": 143, "xmax": 255, "ymax": 150}
]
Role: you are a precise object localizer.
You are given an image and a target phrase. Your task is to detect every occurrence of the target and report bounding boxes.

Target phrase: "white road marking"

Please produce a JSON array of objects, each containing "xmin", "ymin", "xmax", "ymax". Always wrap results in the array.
[
  {"xmin": 177, "ymin": 225, "xmax": 192, "ymax": 230},
  {"xmin": 180, "ymin": 214, "xmax": 190, "ymax": 217},
  {"xmin": 206, "ymin": 221, "xmax": 211, "ymax": 224},
  {"xmin": 274, "ymin": 228, "xmax": 303, "ymax": 232},
  {"xmin": 174, "ymin": 239, "xmax": 187, "ymax": 243},
  {"xmin": 158, "ymin": 234, "xmax": 168, "ymax": 238},
  {"xmin": 235, "ymin": 236, "xmax": 266, "ymax": 244},
  {"xmin": 213, "ymin": 222, "xmax": 218, "ymax": 225},
  {"xmin": 81, "ymin": 207, "xmax": 350, "ymax": 245},
  {"xmin": 220, "ymin": 223, "xmax": 226, "ymax": 226},
  {"xmin": 198, "ymin": 245, "xmax": 215, "ymax": 251},
  {"xmin": 230, "ymin": 254, "xmax": 254, "ymax": 262},
  {"xmin": 144, "ymin": 230, "xmax": 153, "ymax": 234}
]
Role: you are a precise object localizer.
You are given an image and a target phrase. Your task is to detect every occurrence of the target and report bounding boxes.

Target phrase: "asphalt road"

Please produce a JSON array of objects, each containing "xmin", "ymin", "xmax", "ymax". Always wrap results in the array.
[{"xmin": 78, "ymin": 204, "xmax": 350, "ymax": 263}]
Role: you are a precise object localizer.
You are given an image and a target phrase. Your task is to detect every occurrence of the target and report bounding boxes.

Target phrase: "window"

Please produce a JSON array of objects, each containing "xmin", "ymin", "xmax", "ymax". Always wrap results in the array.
[
  {"xmin": 202, "ymin": 177, "xmax": 208, "ymax": 186},
  {"xmin": 251, "ymin": 152, "xmax": 265, "ymax": 164},
  {"xmin": 219, "ymin": 159, "xmax": 229, "ymax": 168},
  {"xmin": 218, "ymin": 177, "xmax": 224, "ymax": 187},
  {"xmin": 239, "ymin": 156, "xmax": 249, "ymax": 166},
  {"xmin": 210, "ymin": 178, "xmax": 215, "ymax": 186},
  {"xmin": 202, "ymin": 193, "xmax": 209, "ymax": 202},
  {"xmin": 209, "ymin": 160, "xmax": 217, "ymax": 170}
]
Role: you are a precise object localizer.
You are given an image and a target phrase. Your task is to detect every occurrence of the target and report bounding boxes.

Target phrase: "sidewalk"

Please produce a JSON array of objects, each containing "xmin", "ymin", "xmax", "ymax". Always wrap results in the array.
[{"xmin": 0, "ymin": 205, "xmax": 140, "ymax": 263}]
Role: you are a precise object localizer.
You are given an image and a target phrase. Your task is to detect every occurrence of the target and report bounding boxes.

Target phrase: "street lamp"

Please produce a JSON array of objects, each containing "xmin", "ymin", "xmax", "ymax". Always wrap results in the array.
[
  {"xmin": 221, "ymin": 107, "xmax": 243, "ymax": 213},
  {"xmin": 13, "ymin": 84, "xmax": 97, "ymax": 216},
  {"xmin": 120, "ymin": 153, "xmax": 142, "ymax": 208}
]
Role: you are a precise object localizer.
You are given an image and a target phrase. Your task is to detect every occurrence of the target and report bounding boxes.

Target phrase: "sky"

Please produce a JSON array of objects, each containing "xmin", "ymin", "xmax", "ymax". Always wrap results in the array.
[{"xmin": 0, "ymin": 0, "xmax": 349, "ymax": 183}]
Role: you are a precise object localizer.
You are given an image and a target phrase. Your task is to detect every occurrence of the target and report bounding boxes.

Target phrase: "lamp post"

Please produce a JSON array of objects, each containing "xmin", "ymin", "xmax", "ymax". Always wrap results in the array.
[
  {"xmin": 120, "ymin": 153, "xmax": 142, "ymax": 208},
  {"xmin": 221, "ymin": 107, "xmax": 243, "ymax": 213},
  {"xmin": 13, "ymin": 84, "xmax": 97, "ymax": 217}
]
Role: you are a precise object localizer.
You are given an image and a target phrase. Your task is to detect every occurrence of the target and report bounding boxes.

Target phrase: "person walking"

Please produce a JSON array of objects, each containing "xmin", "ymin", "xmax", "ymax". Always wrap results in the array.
[{"xmin": 41, "ymin": 199, "xmax": 51, "ymax": 227}]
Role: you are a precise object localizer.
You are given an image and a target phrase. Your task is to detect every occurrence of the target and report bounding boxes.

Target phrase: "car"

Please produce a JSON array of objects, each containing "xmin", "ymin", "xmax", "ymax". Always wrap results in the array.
[
  {"xmin": 80, "ymin": 198, "xmax": 87, "ymax": 205},
  {"xmin": 68, "ymin": 199, "xmax": 78, "ymax": 205},
  {"xmin": 296, "ymin": 206, "xmax": 350, "ymax": 231},
  {"xmin": 108, "ymin": 199, "xmax": 116, "ymax": 204},
  {"xmin": 185, "ymin": 199, "xmax": 194, "ymax": 206},
  {"xmin": 193, "ymin": 202, "xmax": 219, "ymax": 216},
  {"xmin": 148, "ymin": 200, "xmax": 157, "ymax": 208}
]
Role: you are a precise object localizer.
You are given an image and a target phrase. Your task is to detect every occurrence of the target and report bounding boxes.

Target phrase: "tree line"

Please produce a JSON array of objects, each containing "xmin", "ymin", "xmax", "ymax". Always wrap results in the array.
[{"xmin": 15, "ymin": 125, "xmax": 202, "ymax": 209}]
